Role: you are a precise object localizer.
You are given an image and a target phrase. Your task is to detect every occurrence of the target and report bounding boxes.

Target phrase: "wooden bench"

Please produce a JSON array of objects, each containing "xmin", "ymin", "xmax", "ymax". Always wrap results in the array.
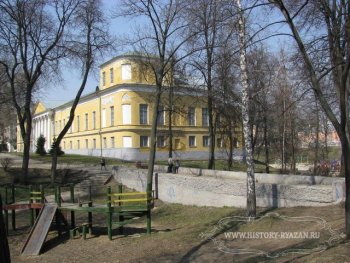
[{"xmin": 106, "ymin": 185, "xmax": 153, "ymax": 240}]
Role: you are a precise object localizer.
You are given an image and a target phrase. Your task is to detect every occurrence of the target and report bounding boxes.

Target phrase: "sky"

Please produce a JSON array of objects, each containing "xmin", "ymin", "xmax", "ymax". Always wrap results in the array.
[
  {"xmin": 39, "ymin": 1, "xmax": 291, "ymax": 109},
  {"xmin": 40, "ymin": 0, "xmax": 132, "ymax": 108}
]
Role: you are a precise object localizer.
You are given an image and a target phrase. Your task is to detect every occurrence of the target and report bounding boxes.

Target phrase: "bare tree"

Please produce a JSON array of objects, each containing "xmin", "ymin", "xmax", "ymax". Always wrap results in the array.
[
  {"xmin": 0, "ymin": 0, "xmax": 81, "ymax": 183},
  {"xmin": 235, "ymin": 0, "xmax": 256, "ymax": 217},
  {"xmin": 50, "ymin": 0, "xmax": 110, "ymax": 183},
  {"xmin": 117, "ymin": 0, "xmax": 191, "ymax": 198},
  {"xmin": 269, "ymin": 0, "xmax": 350, "ymax": 237},
  {"xmin": 185, "ymin": 0, "xmax": 235, "ymax": 169}
]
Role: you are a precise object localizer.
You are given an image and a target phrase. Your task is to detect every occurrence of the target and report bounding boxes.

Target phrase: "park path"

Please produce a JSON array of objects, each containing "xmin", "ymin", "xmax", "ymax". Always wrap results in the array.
[{"xmin": 0, "ymin": 152, "xmax": 112, "ymax": 201}]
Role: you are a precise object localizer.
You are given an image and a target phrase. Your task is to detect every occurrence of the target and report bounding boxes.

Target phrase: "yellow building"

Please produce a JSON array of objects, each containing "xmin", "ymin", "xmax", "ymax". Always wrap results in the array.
[{"xmin": 20, "ymin": 54, "xmax": 242, "ymax": 160}]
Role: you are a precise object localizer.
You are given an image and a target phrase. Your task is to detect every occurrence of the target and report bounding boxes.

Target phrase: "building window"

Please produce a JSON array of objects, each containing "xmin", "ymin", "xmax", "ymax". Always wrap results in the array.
[
  {"xmin": 110, "ymin": 68, "xmax": 114, "ymax": 83},
  {"xmin": 69, "ymin": 122, "xmax": 72, "ymax": 133},
  {"xmin": 122, "ymin": 104, "xmax": 131, "ymax": 124},
  {"xmin": 93, "ymin": 139, "xmax": 96, "ymax": 149},
  {"xmin": 77, "ymin": 140, "xmax": 80, "ymax": 149},
  {"xmin": 202, "ymin": 108, "xmax": 209, "ymax": 127},
  {"xmin": 157, "ymin": 136, "xmax": 165, "ymax": 147},
  {"xmin": 157, "ymin": 105, "xmax": 164, "ymax": 125},
  {"xmin": 121, "ymin": 64, "xmax": 131, "ymax": 80},
  {"xmin": 123, "ymin": 136, "xmax": 132, "ymax": 148},
  {"xmin": 102, "ymin": 71, "xmax": 106, "ymax": 86},
  {"xmin": 217, "ymin": 138, "xmax": 222, "ymax": 148},
  {"xmin": 63, "ymin": 141, "xmax": 66, "ymax": 149},
  {"xmin": 189, "ymin": 136, "xmax": 196, "ymax": 147},
  {"xmin": 110, "ymin": 106, "xmax": 114, "ymax": 126},
  {"xmin": 85, "ymin": 139, "xmax": 88, "ymax": 149},
  {"xmin": 188, "ymin": 107, "xmax": 195, "ymax": 126},
  {"xmin": 103, "ymin": 137, "xmax": 107, "ymax": 148},
  {"xmin": 102, "ymin": 108, "xmax": 106, "ymax": 128},
  {"xmin": 216, "ymin": 114, "xmax": 221, "ymax": 128},
  {"xmin": 111, "ymin": 137, "xmax": 115, "ymax": 148},
  {"xmin": 139, "ymin": 104, "xmax": 148, "ymax": 125},
  {"xmin": 85, "ymin": 113, "xmax": 88, "ymax": 130},
  {"xmin": 140, "ymin": 136, "xmax": 149, "ymax": 147},
  {"xmin": 92, "ymin": 111, "xmax": 96, "ymax": 129},
  {"xmin": 59, "ymin": 120, "xmax": 61, "ymax": 132},
  {"xmin": 69, "ymin": 141, "xmax": 72, "ymax": 149},
  {"xmin": 203, "ymin": 136, "xmax": 210, "ymax": 147},
  {"xmin": 77, "ymin": 115, "xmax": 80, "ymax": 131}
]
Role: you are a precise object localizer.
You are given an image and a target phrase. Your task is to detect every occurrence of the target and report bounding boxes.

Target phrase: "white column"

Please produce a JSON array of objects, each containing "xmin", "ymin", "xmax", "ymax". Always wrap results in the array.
[
  {"xmin": 46, "ymin": 116, "xmax": 50, "ymax": 150},
  {"xmin": 43, "ymin": 117, "xmax": 46, "ymax": 140},
  {"xmin": 32, "ymin": 120, "xmax": 35, "ymax": 152}
]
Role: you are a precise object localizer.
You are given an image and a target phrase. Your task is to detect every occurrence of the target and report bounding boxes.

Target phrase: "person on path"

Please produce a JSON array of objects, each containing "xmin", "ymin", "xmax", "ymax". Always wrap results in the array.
[{"xmin": 167, "ymin": 157, "xmax": 173, "ymax": 173}]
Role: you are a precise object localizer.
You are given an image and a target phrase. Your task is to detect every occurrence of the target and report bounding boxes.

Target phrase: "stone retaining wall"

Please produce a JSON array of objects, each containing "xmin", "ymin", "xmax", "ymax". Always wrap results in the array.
[{"xmin": 112, "ymin": 166, "xmax": 345, "ymax": 208}]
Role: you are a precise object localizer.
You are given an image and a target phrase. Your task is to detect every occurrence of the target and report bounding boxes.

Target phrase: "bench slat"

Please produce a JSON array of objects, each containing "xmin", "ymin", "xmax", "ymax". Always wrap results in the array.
[
  {"xmin": 112, "ymin": 198, "xmax": 148, "ymax": 203},
  {"xmin": 109, "ymin": 192, "xmax": 147, "ymax": 197}
]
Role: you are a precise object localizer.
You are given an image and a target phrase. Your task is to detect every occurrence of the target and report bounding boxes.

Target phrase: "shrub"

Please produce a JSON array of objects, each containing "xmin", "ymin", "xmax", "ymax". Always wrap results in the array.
[
  {"xmin": 49, "ymin": 138, "xmax": 65, "ymax": 156},
  {"xmin": 35, "ymin": 135, "xmax": 47, "ymax": 155},
  {"xmin": 0, "ymin": 158, "xmax": 13, "ymax": 171}
]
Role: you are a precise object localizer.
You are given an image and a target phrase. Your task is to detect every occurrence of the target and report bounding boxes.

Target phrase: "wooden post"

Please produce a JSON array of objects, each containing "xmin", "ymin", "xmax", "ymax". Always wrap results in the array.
[
  {"xmin": 147, "ymin": 191, "xmax": 151, "ymax": 234},
  {"xmin": 0, "ymin": 194, "xmax": 11, "ymax": 263},
  {"xmin": 40, "ymin": 185, "xmax": 44, "ymax": 203},
  {"xmin": 82, "ymin": 223, "xmax": 88, "ymax": 240},
  {"xmin": 118, "ymin": 184, "xmax": 124, "ymax": 235},
  {"xmin": 88, "ymin": 185, "xmax": 92, "ymax": 235},
  {"xmin": 11, "ymin": 184, "xmax": 15, "ymax": 231},
  {"xmin": 29, "ymin": 185, "xmax": 34, "ymax": 227},
  {"xmin": 4, "ymin": 186, "xmax": 8, "ymax": 235},
  {"xmin": 107, "ymin": 186, "xmax": 112, "ymax": 240},
  {"xmin": 57, "ymin": 186, "xmax": 61, "ymax": 207},
  {"xmin": 155, "ymin": 173, "xmax": 158, "ymax": 199},
  {"xmin": 55, "ymin": 186, "xmax": 61, "ymax": 237},
  {"xmin": 88, "ymin": 203, "xmax": 92, "ymax": 235},
  {"xmin": 70, "ymin": 184, "xmax": 75, "ymax": 229}
]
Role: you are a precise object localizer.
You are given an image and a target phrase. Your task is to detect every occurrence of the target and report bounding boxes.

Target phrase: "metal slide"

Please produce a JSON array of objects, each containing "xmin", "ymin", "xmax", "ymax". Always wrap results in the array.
[{"xmin": 21, "ymin": 203, "xmax": 57, "ymax": 256}]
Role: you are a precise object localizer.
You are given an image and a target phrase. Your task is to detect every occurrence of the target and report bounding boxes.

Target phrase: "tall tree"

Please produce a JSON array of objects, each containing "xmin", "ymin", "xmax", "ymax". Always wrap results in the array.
[
  {"xmin": 270, "ymin": 0, "xmax": 350, "ymax": 237},
  {"xmin": 185, "ymin": 0, "xmax": 233, "ymax": 169},
  {"xmin": 0, "ymin": 0, "xmax": 81, "ymax": 183},
  {"xmin": 235, "ymin": 0, "xmax": 256, "ymax": 217},
  {"xmin": 117, "ymin": 0, "xmax": 190, "ymax": 197},
  {"xmin": 50, "ymin": 0, "xmax": 110, "ymax": 183}
]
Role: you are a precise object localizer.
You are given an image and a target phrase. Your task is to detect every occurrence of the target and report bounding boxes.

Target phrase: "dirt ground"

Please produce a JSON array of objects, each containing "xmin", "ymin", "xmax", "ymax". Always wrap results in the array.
[
  {"xmin": 5, "ymin": 201, "xmax": 350, "ymax": 263},
  {"xmin": 1, "ymin": 153, "xmax": 349, "ymax": 262}
]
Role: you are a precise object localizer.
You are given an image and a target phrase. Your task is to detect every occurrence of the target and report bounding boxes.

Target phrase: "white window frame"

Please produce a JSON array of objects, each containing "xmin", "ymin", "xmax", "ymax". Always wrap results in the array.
[
  {"xmin": 123, "ymin": 136, "xmax": 132, "ymax": 148},
  {"xmin": 121, "ymin": 64, "xmax": 132, "ymax": 80},
  {"xmin": 110, "ymin": 68, "xmax": 114, "ymax": 83},
  {"xmin": 203, "ymin": 136, "xmax": 210, "ymax": 147},
  {"xmin": 140, "ymin": 136, "xmax": 149, "ymax": 147},
  {"xmin": 122, "ymin": 104, "xmax": 131, "ymax": 124},
  {"xmin": 189, "ymin": 136, "xmax": 196, "ymax": 147},
  {"xmin": 140, "ymin": 104, "xmax": 148, "ymax": 125}
]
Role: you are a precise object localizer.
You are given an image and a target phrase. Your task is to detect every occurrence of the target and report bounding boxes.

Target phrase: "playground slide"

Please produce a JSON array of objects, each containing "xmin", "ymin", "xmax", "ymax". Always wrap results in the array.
[{"xmin": 21, "ymin": 203, "xmax": 57, "ymax": 256}]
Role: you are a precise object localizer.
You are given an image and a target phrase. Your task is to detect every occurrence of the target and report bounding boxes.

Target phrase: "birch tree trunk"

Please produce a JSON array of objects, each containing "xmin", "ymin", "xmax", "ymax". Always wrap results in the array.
[{"xmin": 235, "ymin": 0, "xmax": 256, "ymax": 217}]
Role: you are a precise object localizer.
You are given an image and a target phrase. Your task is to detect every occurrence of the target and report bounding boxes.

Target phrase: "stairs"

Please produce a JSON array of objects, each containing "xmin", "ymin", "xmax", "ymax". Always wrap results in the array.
[
  {"xmin": 73, "ymin": 169, "xmax": 112, "ymax": 197},
  {"xmin": 46, "ymin": 168, "xmax": 113, "ymax": 202}
]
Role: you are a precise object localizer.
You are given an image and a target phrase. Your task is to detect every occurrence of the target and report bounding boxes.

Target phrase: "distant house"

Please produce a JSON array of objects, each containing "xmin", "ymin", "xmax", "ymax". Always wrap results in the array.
[
  {"xmin": 17, "ymin": 53, "xmax": 242, "ymax": 160},
  {"xmin": 298, "ymin": 130, "xmax": 341, "ymax": 148}
]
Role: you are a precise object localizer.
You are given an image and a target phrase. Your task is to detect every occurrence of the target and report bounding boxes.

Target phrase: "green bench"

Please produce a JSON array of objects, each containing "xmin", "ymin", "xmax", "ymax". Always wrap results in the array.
[{"xmin": 106, "ymin": 185, "xmax": 153, "ymax": 240}]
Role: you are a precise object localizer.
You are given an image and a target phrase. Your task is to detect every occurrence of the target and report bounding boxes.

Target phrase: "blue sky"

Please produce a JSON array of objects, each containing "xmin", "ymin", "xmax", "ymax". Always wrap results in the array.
[
  {"xmin": 40, "ymin": 1, "xmax": 291, "ymax": 109},
  {"xmin": 40, "ymin": 0, "xmax": 131, "ymax": 108}
]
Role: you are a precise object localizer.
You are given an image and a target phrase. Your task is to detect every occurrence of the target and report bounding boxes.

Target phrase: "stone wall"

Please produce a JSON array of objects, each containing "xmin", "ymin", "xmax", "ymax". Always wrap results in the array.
[{"xmin": 112, "ymin": 166, "xmax": 345, "ymax": 208}]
